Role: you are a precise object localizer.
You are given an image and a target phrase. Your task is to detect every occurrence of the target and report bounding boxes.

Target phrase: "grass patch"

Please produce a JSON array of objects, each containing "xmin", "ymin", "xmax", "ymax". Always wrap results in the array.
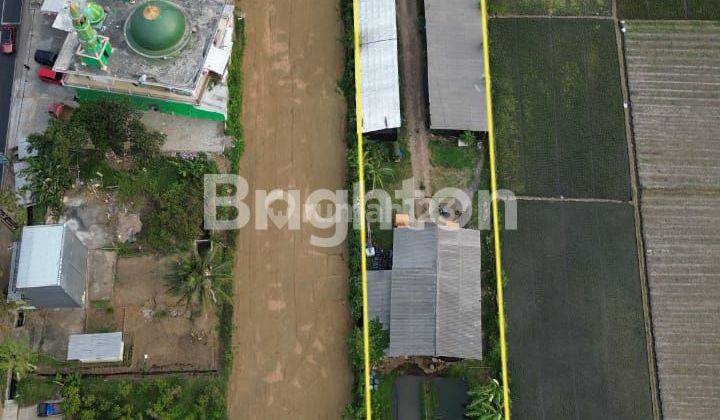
[
  {"xmin": 502, "ymin": 201, "xmax": 653, "ymax": 419},
  {"xmin": 15, "ymin": 376, "xmax": 60, "ymax": 405},
  {"xmin": 490, "ymin": 0, "xmax": 611, "ymax": 16},
  {"xmin": 617, "ymin": 0, "xmax": 720, "ymax": 19},
  {"xmin": 225, "ymin": 16, "xmax": 246, "ymax": 173},
  {"xmin": 429, "ymin": 136, "xmax": 480, "ymax": 192},
  {"xmin": 490, "ymin": 18, "xmax": 630, "ymax": 200},
  {"xmin": 420, "ymin": 381, "xmax": 439, "ymax": 420}
]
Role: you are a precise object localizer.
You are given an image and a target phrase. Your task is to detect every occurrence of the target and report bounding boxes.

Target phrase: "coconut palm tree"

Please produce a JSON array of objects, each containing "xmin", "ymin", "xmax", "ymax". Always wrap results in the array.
[
  {"xmin": 466, "ymin": 378, "xmax": 504, "ymax": 420},
  {"xmin": 166, "ymin": 246, "xmax": 231, "ymax": 313},
  {"xmin": 0, "ymin": 338, "xmax": 39, "ymax": 380}
]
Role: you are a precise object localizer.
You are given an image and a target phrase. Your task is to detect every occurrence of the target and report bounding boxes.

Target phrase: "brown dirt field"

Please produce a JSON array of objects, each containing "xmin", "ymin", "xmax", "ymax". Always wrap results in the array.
[
  {"xmin": 397, "ymin": 0, "xmax": 432, "ymax": 196},
  {"xmin": 227, "ymin": 0, "xmax": 352, "ymax": 419}
]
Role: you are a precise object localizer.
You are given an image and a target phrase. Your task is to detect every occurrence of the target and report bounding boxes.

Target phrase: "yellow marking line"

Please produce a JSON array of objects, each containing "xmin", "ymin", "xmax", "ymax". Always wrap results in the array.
[
  {"xmin": 354, "ymin": 0, "xmax": 511, "ymax": 419},
  {"xmin": 351, "ymin": 0, "xmax": 372, "ymax": 418},
  {"xmin": 480, "ymin": 0, "xmax": 511, "ymax": 418}
]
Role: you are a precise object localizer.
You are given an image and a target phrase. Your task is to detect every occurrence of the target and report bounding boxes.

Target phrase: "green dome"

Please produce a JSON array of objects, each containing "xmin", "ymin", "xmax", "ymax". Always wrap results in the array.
[{"xmin": 124, "ymin": 1, "xmax": 190, "ymax": 58}]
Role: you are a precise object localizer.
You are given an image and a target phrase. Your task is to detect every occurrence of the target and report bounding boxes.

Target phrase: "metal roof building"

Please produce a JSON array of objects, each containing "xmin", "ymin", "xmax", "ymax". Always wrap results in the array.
[
  {"xmin": 368, "ymin": 225, "xmax": 482, "ymax": 359},
  {"xmin": 424, "ymin": 0, "xmax": 487, "ymax": 131},
  {"xmin": 11, "ymin": 224, "xmax": 87, "ymax": 308},
  {"xmin": 67, "ymin": 332, "xmax": 124, "ymax": 363},
  {"xmin": 359, "ymin": 0, "xmax": 401, "ymax": 133}
]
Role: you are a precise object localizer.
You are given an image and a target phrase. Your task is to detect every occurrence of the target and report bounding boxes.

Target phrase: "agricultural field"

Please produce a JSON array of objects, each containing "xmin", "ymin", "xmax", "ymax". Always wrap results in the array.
[
  {"xmin": 490, "ymin": 0, "xmax": 610, "ymax": 15},
  {"xmin": 490, "ymin": 19, "xmax": 630, "ymax": 200},
  {"xmin": 502, "ymin": 200, "xmax": 654, "ymax": 419},
  {"xmin": 617, "ymin": 0, "xmax": 720, "ymax": 20},
  {"xmin": 624, "ymin": 20, "xmax": 720, "ymax": 418}
]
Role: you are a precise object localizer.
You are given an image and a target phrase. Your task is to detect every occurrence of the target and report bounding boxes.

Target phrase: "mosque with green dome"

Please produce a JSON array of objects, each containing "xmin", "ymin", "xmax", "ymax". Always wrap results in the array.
[{"xmin": 53, "ymin": 0, "xmax": 235, "ymax": 121}]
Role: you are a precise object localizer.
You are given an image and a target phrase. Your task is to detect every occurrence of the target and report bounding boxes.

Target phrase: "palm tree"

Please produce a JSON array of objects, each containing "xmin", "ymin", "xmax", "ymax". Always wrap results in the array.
[
  {"xmin": 0, "ymin": 338, "xmax": 39, "ymax": 380},
  {"xmin": 466, "ymin": 378, "xmax": 504, "ymax": 420},
  {"xmin": 363, "ymin": 149, "xmax": 394, "ymax": 190},
  {"xmin": 166, "ymin": 246, "xmax": 231, "ymax": 313}
]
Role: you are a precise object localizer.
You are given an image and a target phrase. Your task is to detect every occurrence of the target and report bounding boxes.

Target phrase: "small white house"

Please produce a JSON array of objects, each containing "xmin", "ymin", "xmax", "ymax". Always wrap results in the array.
[
  {"xmin": 67, "ymin": 332, "xmax": 124, "ymax": 363},
  {"xmin": 10, "ymin": 224, "xmax": 87, "ymax": 308}
]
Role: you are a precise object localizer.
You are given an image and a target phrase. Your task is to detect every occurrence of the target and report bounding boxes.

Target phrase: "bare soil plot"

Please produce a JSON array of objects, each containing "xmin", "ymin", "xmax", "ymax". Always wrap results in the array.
[
  {"xmin": 490, "ymin": 0, "xmax": 610, "ymax": 16},
  {"xmin": 623, "ymin": 20, "xmax": 720, "ymax": 190},
  {"xmin": 227, "ymin": 0, "xmax": 352, "ymax": 418},
  {"xmin": 502, "ymin": 200, "xmax": 653, "ymax": 420},
  {"xmin": 490, "ymin": 19, "xmax": 630, "ymax": 200},
  {"xmin": 617, "ymin": 0, "xmax": 720, "ymax": 20},
  {"xmin": 624, "ymin": 20, "xmax": 720, "ymax": 419}
]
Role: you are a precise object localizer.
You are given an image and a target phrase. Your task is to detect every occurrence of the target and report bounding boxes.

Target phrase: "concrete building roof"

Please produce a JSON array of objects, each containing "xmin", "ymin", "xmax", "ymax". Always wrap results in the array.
[
  {"xmin": 359, "ymin": 0, "xmax": 401, "ymax": 133},
  {"xmin": 368, "ymin": 225, "xmax": 482, "ymax": 360},
  {"xmin": 54, "ymin": 0, "xmax": 227, "ymax": 93},
  {"xmin": 67, "ymin": 332, "xmax": 124, "ymax": 363},
  {"xmin": 424, "ymin": 0, "xmax": 487, "ymax": 131},
  {"xmin": 15, "ymin": 224, "xmax": 66, "ymax": 289}
]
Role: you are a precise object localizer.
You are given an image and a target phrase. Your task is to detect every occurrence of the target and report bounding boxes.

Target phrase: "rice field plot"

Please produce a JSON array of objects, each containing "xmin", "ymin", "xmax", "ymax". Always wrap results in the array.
[
  {"xmin": 617, "ymin": 0, "xmax": 720, "ymax": 20},
  {"xmin": 502, "ymin": 200, "xmax": 654, "ymax": 420},
  {"xmin": 490, "ymin": 19, "xmax": 630, "ymax": 200},
  {"xmin": 490, "ymin": 0, "xmax": 610, "ymax": 16}
]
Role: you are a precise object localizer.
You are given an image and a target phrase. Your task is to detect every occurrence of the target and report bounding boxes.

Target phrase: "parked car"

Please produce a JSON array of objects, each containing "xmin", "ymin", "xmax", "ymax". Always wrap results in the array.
[
  {"xmin": 1, "ymin": 25, "xmax": 16, "ymax": 54},
  {"xmin": 37, "ymin": 66, "xmax": 63, "ymax": 85},
  {"xmin": 37, "ymin": 401, "xmax": 63, "ymax": 417},
  {"xmin": 34, "ymin": 49, "xmax": 58, "ymax": 67}
]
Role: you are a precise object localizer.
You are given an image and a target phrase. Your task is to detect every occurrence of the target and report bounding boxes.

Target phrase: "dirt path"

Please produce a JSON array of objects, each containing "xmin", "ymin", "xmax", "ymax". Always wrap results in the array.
[
  {"xmin": 227, "ymin": 1, "xmax": 352, "ymax": 419},
  {"xmin": 397, "ymin": 0, "xmax": 432, "ymax": 195}
]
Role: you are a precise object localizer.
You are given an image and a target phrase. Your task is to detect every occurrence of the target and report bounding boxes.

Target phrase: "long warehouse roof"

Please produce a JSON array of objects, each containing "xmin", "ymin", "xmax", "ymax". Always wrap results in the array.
[
  {"xmin": 424, "ymin": 0, "xmax": 487, "ymax": 131},
  {"xmin": 359, "ymin": 0, "xmax": 401, "ymax": 133}
]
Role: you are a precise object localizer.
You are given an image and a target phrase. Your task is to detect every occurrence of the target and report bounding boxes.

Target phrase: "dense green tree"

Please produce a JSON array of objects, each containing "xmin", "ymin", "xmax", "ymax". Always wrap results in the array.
[
  {"xmin": 0, "ymin": 338, "xmax": 38, "ymax": 380},
  {"xmin": 466, "ymin": 378, "xmax": 504, "ymax": 420},
  {"xmin": 166, "ymin": 245, "xmax": 232, "ymax": 313}
]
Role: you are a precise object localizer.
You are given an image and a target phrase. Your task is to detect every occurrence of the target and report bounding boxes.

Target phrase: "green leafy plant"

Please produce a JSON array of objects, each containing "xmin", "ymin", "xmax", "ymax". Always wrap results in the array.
[
  {"xmin": 466, "ymin": 378, "xmax": 505, "ymax": 420},
  {"xmin": 166, "ymin": 245, "xmax": 232, "ymax": 313},
  {"xmin": 363, "ymin": 146, "xmax": 395, "ymax": 190},
  {"xmin": 0, "ymin": 338, "xmax": 39, "ymax": 380}
]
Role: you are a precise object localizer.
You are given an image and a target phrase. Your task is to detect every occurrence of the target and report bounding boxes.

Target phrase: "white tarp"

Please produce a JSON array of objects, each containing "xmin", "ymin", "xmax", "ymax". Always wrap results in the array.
[{"xmin": 203, "ymin": 45, "xmax": 231, "ymax": 75}]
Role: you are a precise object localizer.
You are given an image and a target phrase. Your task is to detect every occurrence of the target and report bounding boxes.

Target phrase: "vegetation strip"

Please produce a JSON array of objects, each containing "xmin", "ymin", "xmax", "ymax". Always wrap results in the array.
[
  {"xmin": 480, "ymin": 0, "xmax": 512, "ymax": 419},
  {"xmin": 350, "ymin": 0, "xmax": 373, "ymax": 417}
]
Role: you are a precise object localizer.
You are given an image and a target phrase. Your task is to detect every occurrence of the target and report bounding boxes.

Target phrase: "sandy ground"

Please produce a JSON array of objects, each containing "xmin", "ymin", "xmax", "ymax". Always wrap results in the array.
[
  {"xmin": 397, "ymin": 0, "xmax": 432, "ymax": 196},
  {"xmin": 227, "ymin": 0, "xmax": 352, "ymax": 419}
]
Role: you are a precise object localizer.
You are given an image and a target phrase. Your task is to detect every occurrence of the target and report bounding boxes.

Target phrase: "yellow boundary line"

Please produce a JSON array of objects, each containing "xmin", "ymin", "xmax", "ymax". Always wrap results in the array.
[
  {"xmin": 480, "ymin": 0, "xmax": 511, "ymax": 418},
  {"xmin": 351, "ymin": 0, "xmax": 373, "ymax": 418},
  {"xmin": 354, "ymin": 0, "xmax": 510, "ymax": 418}
]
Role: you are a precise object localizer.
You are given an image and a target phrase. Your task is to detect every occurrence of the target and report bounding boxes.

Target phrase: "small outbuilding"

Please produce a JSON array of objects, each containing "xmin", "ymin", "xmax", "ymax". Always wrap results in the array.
[
  {"xmin": 10, "ymin": 224, "xmax": 87, "ymax": 308},
  {"xmin": 67, "ymin": 332, "xmax": 124, "ymax": 363}
]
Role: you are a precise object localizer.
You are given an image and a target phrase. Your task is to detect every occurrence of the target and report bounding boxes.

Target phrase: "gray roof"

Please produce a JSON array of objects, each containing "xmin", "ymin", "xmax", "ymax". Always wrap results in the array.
[
  {"xmin": 16, "ymin": 224, "xmax": 66, "ymax": 289},
  {"xmin": 367, "ymin": 270, "xmax": 391, "ymax": 327},
  {"xmin": 424, "ymin": 0, "xmax": 487, "ymax": 131},
  {"xmin": 359, "ymin": 0, "xmax": 401, "ymax": 133},
  {"xmin": 369, "ymin": 225, "xmax": 482, "ymax": 359},
  {"xmin": 67, "ymin": 332, "xmax": 124, "ymax": 363}
]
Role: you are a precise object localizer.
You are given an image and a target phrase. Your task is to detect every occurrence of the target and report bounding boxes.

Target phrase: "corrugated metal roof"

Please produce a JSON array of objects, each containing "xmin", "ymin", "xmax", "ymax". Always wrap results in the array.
[
  {"xmin": 67, "ymin": 332, "xmax": 124, "ymax": 363},
  {"xmin": 436, "ymin": 228, "xmax": 482, "ymax": 359},
  {"xmin": 372, "ymin": 225, "xmax": 482, "ymax": 359},
  {"xmin": 367, "ymin": 270, "xmax": 391, "ymax": 327},
  {"xmin": 16, "ymin": 224, "xmax": 65, "ymax": 289},
  {"xmin": 424, "ymin": 0, "xmax": 487, "ymax": 131},
  {"xmin": 359, "ymin": 0, "xmax": 401, "ymax": 133}
]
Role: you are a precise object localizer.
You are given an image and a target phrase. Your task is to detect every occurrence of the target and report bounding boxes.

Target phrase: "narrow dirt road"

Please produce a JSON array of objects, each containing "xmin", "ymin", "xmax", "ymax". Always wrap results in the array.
[
  {"xmin": 227, "ymin": 1, "xmax": 352, "ymax": 418},
  {"xmin": 397, "ymin": 0, "xmax": 432, "ymax": 195}
]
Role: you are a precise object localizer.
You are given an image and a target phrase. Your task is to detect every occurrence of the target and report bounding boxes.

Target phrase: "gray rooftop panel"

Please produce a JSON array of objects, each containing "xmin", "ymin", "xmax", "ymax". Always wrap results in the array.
[
  {"xmin": 16, "ymin": 225, "xmax": 65, "ymax": 289},
  {"xmin": 388, "ymin": 268, "xmax": 438, "ymax": 357},
  {"xmin": 67, "ymin": 332, "xmax": 124, "ymax": 362},
  {"xmin": 367, "ymin": 270, "xmax": 392, "ymax": 328},
  {"xmin": 424, "ymin": 0, "xmax": 487, "ymax": 131},
  {"xmin": 359, "ymin": 0, "xmax": 401, "ymax": 133},
  {"xmin": 436, "ymin": 228, "xmax": 482, "ymax": 359},
  {"xmin": 392, "ymin": 227, "xmax": 437, "ymax": 270}
]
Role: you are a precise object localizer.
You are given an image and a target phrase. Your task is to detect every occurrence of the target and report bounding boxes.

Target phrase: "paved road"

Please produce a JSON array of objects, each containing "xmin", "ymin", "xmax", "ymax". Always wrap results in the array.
[{"xmin": 0, "ymin": 0, "xmax": 21, "ymax": 153}]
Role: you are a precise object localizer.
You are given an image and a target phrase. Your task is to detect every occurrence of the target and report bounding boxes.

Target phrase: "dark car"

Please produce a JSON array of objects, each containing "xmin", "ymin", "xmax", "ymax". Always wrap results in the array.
[
  {"xmin": 34, "ymin": 49, "xmax": 58, "ymax": 67},
  {"xmin": 37, "ymin": 401, "xmax": 63, "ymax": 417},
  {"xmin": 1, "ymin": 25, "xmax": 16, "ymax": 54}
]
